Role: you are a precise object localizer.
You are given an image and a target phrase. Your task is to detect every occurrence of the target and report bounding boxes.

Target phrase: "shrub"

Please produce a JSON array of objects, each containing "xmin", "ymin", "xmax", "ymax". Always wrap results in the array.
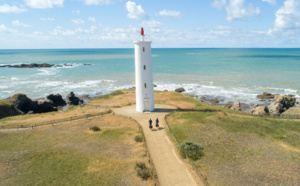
[
  {"xmin": 135, "ymin": 162, "xmax": 151, "ymax": 180},
  {"xmin": 177, "ymin": 141, "xmax": 204, "ymax": 161},
  {"xmin": 135, "ymin": 135, "xmax": 143, "ymax": 142},
  {"xmin": 89, "ymin": 126, "xmax": 101, "ymax": 132}
]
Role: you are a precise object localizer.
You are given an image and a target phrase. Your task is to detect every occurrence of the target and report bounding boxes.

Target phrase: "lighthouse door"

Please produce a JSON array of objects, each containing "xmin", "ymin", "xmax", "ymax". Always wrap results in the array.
[{"xmin": 144, "ymin": 100, "xmax": 150, "ymax": 112}]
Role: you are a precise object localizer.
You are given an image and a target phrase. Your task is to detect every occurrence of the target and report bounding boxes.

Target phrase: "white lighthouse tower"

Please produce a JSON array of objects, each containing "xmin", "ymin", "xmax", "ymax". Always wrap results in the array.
[{"xmin": 134, "ymin": 28, "xmax": 155, "ymax": 112}]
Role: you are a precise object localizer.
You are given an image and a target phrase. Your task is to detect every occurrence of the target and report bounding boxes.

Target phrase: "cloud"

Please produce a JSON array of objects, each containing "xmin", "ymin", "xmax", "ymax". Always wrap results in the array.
[
  {"xmin": 40, "ymin": 17, "xmax": 55, "ymax": 21},
  {"xmin": 157, "ymin": 9, "xmax": 181, "ymax": 18},
  {"xmin": 261, "ymin": 0, "xmax": 276, "ymax": 5},
  {"xmin": 126, "ymin": 1, "xmax": 148, "ymax": 20},
  {"xmin": 226, "ymin": 0, "xmax": 261, "ymax": 21},
  {"xmin": 0, "ymin": 24, "xmax": 17, "ymax": 33},
  {"xmin": 211, "ymin": 0, "xmax": 226, "ymax": 9},
  {"xmin": 84, "ymin": 0, "xmax": 112, "ymax": 5},
  {"xmin": 88, "ymin": 17, "xmax": 96, "ymax": 22},
  {"xmin": 72, "ymin": 10, "xmax": 80, "ymax": 14},
  {"xmin": 0, "ymin": 4, "xmax": 28, "ymax": 13},
  {"xmin": 24, "ymin": 0, "xmax": 64, "ymax": 9},
  {"xmin": 72, "ymin": 19, "xmax": 85, "ymax": 24},
  {"xmin": 269, "ymin": 0, "xmax": 300, "ymax": 33},
  {"xmin": 12, "ymin": 20, "xmax": 31, "ymax": 27}
]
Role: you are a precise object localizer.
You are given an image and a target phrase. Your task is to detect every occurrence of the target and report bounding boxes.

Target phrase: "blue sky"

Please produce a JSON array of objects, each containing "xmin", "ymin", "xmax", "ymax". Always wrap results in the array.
[{"xmin": 0, "ymin": 0, "xmax": 299, "ymax": 48}]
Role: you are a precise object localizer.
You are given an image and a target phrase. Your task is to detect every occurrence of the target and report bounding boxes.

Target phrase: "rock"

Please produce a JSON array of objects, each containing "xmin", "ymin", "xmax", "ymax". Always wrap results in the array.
[
  {"xmin": 96, "ymin": 92, "xmax": 103, "ymax": 95},
  {"xmin": 200, "ymin": 96, "xmax": 208, "ymax": 102},
  {"xmin": 66, "ymin": 92, "xmax": 80, "ymax": 106},
  {"xmin": 79, "ymin": 94, "xmax": 92, "ymax": 101},
  {"xmin": 296, "ymin": 99, "xmax": 300, "ymax": 107},
  {"xmin": 224, "ymin": 102, "xmax": 233, "ymax": 108},
  {"xmin": 240, "ymin": 103, "xmax": 250, "ymax": 110},
  {"xmin": 12, "ymin": 93, "xmax": 37, "ymax": 114},
  {"xmin": 47, "ymin": 94, "xmax": 66, "ymax": 107},
  {"xmin": 153, "ymin": 84, "xmax": 157, "ymax": 87},
  {"xmin": 34, "ymin": 98, "xmax": 57, "ymax": 112},
  {"xmin": 175, "ymin": 87, "xmax": 185, "ymax": 93},
  {"xmin": 251, "ymin": 105, "xmax": 269, "ymax": 115},
  {"xmin": 0, "ymin": 63, "xmax": 54, "ymax": 68},
  {"xmin": 257, "ymin": 92, "xmax": 275, "ymax": 100},
  {"xmin": 269, "ymin": 95, "xmax": 296, "ymax": 115},
  {"xmin": 84, "ymin": 63, "xmax": 92, "ymax": 65},
  {"xmin": 230, "ymin": 101, "xmax": 242, "ymax": 110}
]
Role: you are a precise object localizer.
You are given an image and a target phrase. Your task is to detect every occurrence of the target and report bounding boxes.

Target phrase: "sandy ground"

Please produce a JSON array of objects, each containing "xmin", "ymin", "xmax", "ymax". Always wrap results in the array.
[{"xmin": 112, "ymin": 104, "xmax": 204, "ymax": 186}]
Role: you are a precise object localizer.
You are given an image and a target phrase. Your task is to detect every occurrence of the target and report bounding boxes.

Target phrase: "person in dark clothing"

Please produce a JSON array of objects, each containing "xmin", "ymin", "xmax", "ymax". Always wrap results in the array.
[
  {"xmin": 149, "ymin": 118, "xmax": 152, "ymax": 129},
  {"xmin": 155, "ymin": 118, "xmax": 159, "ymax": 128}
]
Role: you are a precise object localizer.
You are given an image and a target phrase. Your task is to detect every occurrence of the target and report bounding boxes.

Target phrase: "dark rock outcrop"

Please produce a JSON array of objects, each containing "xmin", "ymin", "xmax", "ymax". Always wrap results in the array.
[
  {"xmin": 66, "ymin": 92, "xmax": 80, "ymax": 106},
  {"xmin": 34, "ymin": 98, "xmax": 56, "ymax": 112},
  {"xmin": 175, "ymin": 88, "xmax": 185, "ymax": 93},
  {"xmin": 47, "ymin": 94, "xmax": 66, "ymax": 107},
  {"xmin": 269, "ymin": 95, "xmax": 296, "ymax": 115},
  {"xmin": 79, "ymin": 94, "xmax": 92, "ymax": 101},
  {"xmin": 251, "ymin": 105, "xmax": 269, "ymax": 115},
  {"xmin": 0, "ymin": 63, "xmax": 54, "ymax": 68},
  {"xmin": 257, "ymin": 92, "xmax": 275, "ymax": 100}
]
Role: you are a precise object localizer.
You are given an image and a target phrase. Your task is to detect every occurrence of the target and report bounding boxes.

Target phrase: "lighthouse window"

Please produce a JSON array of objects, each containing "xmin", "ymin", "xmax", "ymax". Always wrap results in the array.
[
  {"xmin": 143, "ymin": 47, "xmax": 145, "ymax": 52},
  {"xmin": 144, "ymin": 83, "xmax": 147, "ymax": 88},
  {"xmin": 144, "ymin": 65, "xmax": 146, "ymax": 70}
]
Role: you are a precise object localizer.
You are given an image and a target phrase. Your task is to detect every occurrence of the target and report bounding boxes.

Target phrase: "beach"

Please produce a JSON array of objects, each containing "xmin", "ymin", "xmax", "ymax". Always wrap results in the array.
[{"xmin": 1, "ymin": 48, "xmax": 299, "ymax": 106}]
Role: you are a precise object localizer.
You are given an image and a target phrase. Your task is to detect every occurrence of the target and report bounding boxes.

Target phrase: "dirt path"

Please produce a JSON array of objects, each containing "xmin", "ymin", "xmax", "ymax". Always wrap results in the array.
[{"xmin": 112, "ymin": 104, "xmax": 204, "ymax": 186}]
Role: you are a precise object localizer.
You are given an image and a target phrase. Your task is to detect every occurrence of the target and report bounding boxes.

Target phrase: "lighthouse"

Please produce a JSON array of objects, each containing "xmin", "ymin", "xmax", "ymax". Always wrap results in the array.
[{"xmin": 134, "ymin": 28, "xmax": 155, "ymax": 112}]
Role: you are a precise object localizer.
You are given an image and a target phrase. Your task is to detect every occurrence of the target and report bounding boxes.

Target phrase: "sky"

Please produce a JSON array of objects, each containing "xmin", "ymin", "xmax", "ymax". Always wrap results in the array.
[{"xmin": 0, "ymin": 0, "xmax": 299, "ymax": 49}]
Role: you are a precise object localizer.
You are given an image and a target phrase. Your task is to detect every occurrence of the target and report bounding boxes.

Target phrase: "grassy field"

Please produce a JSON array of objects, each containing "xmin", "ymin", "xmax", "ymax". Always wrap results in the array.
[
  {"xmin": 166, "ymin": 111, "xmax": 300, "ymax": 185},
  {"xmin": 0, "ymin": 114, "xmax": 153, "ymax": 185},
  {"xmin": 0, "ymin": 107, "xmax": 110, "ymax": 129}
]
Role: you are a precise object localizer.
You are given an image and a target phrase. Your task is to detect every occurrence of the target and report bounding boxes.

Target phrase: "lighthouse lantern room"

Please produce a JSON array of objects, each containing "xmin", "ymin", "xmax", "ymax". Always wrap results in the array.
[{"xmin": 134, "ymin": 28, "xmax": 155, "ymax": 112}]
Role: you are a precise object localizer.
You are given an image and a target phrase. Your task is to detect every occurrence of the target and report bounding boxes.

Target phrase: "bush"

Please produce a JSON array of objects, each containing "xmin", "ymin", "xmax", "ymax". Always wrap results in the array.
[
  {"xmin": 135, "ymin": 162, "xmax": 151, "ymax": 180},
  {"xmin": 177, "ymin": 141, "xmax": 204, "ymax": 161},
  {"xmin": 89, "ymin": 126, "xmax": 101, "ymax": 132},
  {"xmin": 135, "ymin": 135, "xmax": 143, "ymax": 142}
]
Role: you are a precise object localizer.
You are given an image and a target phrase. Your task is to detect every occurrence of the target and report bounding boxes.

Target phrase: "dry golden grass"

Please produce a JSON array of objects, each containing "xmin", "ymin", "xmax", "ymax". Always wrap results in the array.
[
  {"xmin": 0, "ymin": 115, "xmax": 153, "ymax": 185},
  {"xmin": 0, "ymin": 106, "xmax": 110, "ymax": 129}
]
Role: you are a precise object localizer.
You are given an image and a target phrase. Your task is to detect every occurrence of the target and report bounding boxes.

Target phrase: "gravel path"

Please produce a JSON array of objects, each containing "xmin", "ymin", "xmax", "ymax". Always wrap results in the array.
[{"xmin": 112, "ymin": 104, "xmax": 204, "ymax": 186}]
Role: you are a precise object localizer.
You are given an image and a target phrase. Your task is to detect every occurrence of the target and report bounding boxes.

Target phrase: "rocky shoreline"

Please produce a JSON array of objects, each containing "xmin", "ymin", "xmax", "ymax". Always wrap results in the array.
[
  {"xmin": 0, "ymin": 63, "xmax": 92, "ymax": 68},
  {"xmin": 175, "ymin": 87, "xmax": 298, "ymax": 116}
]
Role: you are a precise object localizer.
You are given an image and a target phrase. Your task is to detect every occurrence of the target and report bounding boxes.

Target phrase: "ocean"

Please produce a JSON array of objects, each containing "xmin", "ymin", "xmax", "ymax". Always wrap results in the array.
[{"xmin": 0, "ymin": 48, "xmax": 299, "ymax": 105}]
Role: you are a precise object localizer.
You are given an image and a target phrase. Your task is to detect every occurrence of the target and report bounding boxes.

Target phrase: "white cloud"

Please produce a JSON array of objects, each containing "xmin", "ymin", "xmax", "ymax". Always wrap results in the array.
[
  {"xmin": 157, "ymin": 9, "xmax": 181, "ymax": 18},
  {"xmin": 33, "ymin": 31, "xmax": 43, "ymax": 35},
  {"xmin": 0, "ymin": 4, "xmax": 28, "ymax": 13},
  {"xmin": 262, "ymin": 0, "xmax": 276, "ymax": 5},
  {"xmin": 269, "ymin": 0, "xmax": 300, "ymax": 33},
  {"xmin": 72, "ymin": 19, "xmax": 85, "ymax": 24},
  {"xmin": 226, "ymin": 0, "xmax": 261, "ymax": 21},
  {"xmin": 211, "ymin": 0, "xmax": 226, "ymax": 9},
  {"xmin": 88, "ymin": 17, "xmax": 96, "ymax": 22},
  {"xmin": 40, "ymin": 17, "xmax": 55, "ymax": 21},
  {"xmin": 0, "ymin": 24, "xmax": 17, "ymax": 33},
  {"xmin": 126, "ymin": 1, "xmax": 148, "ymax": 20},
  {"xmin": 72, "ymin": 9, "xmax": 80, "ymax": 14},
  {"xmin": 24, "ymin": 0, "xmax": 64, "ymax": 9},
  {"xmin": 12, "ymin": 20, "xmax": 31, "ymax": 27},
  {"xmin": 84, "ymin": 0, "xmax": 112, "ymax": 5}
]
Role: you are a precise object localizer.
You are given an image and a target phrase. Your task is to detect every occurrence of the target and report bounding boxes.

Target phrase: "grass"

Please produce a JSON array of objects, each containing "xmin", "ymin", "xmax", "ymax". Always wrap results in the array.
[
  {"xmin": 0, "ymin": 115, "xmax": 153, "ymax": 185},
  {"xmin": 166, "ymin": 111, "xmax": 300, "ymax": 185},
  {"xmin": 0, "ymin": 106, "xmax": 110, "ymax": 129}
]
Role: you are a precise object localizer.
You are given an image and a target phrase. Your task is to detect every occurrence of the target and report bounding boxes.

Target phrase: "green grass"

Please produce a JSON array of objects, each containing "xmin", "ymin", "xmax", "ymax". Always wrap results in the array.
[
  {"xmin": 168, "ymin": 112, "xmax": 300, "ymax": 148},
  {"xmin": 93, "ymin": 90, "xmax": 124, "ymax": 100}
]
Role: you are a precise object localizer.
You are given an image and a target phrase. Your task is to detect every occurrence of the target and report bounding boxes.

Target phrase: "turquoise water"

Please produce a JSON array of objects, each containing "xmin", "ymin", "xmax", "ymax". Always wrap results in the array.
[{"xmin": 0, "ymin": 48, "xmax": 299, "ymax": 104}]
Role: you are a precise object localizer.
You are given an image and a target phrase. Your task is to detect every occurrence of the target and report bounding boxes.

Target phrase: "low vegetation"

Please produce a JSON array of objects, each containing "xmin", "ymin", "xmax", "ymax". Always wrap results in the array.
[
  {"xmin": 89, "ymin": 126, "xmax": 101, "ymax": 131},
  {"xmin": 0, "ymin": 115, "xmax": 153, "ymax": 185},
  {"xmin": 135, "ymin": 135, "xmax": 143, "ymax": 142},
  {"xmin": 167, "ymin": 111, "xmax": 300, "ymax": 185},
  {"xmin": 177, "ymin": 141, "xmax": 204, "ymax": 161},
  {"xmin": 135, "ymin": 162, "xmax": 151, "ymax": 180}
]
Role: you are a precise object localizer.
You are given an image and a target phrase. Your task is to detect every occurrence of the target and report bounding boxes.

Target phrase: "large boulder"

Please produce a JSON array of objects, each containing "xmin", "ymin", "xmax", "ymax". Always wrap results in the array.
[
  {"xmin": 66, "ymin": 92, "xmax": 80, "ymax": 105},
  {"xmin": 47, "ymin": 94, "xmax": 66, "ymax": 107},
  {"xmin": 175, "ymin": 87, "xmax": 185, "ymax": 93},
  {"xmin": 34, "ymin": 98, "xmax": 57, "ymax": 112},
  {"xmin": 230, "ymin": 101, "xmax": 242, "ymax": 110},
  {"xmin": 257, "ymin": 92, "xmax": 275, "ymax": 100},
  {"xmin": 11, "ymin": 93, "xmax": 37, "ymax": 114},
  {"xmin": 268, "ymin": 95, "xmax": 296, "ymax": 115},
  {"xmin": 251, "ymin": 105, "xmax": 269, "ymax": 115}
]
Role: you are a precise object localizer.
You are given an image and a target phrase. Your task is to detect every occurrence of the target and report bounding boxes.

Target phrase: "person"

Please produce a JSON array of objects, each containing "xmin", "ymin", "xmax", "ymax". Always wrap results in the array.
[
  {"xmin": 149, "ymin": 118, "xmax": 152, "ymax": 129},
  {"xmin": 155, "ymin": 118, "xmax": 159, "ymax": 128}
]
